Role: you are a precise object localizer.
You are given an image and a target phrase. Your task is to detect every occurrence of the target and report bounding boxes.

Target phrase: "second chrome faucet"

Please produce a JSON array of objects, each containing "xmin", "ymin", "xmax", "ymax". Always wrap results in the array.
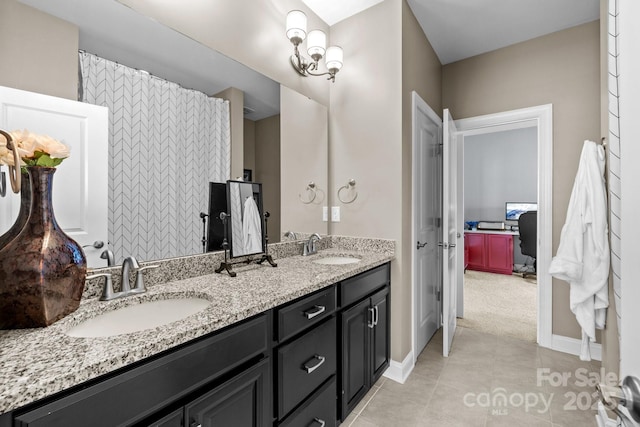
[
  {"xmin": 88, "ymin": 256, "xmax": 159, "ymax": 301},
  {"xmin": 303, "ymin": 233, "xmax": 322, "ymax": 256}
]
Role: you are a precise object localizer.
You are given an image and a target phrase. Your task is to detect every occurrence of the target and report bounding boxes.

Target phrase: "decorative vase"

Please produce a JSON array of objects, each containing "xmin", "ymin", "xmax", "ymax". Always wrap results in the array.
[
  {"xmin": 0, "ymin": 171, "xmax": 30, "ymax": 250},
  {"xmin": 0, "ymin": 166, "xmax": 87, "ymax": 329}
]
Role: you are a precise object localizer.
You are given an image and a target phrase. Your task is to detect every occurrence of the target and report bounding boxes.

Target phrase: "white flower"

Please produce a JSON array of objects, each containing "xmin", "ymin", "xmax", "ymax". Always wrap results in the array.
[{"xmin": 0, "ymin": 129, "xmax": 70, "ymax": 167}]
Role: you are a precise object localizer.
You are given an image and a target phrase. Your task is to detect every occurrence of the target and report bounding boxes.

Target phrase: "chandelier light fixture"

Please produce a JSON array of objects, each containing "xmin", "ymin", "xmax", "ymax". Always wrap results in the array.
[{"xmin": 286, "ymin": 10, "xmax": 343, "ymax": 82}]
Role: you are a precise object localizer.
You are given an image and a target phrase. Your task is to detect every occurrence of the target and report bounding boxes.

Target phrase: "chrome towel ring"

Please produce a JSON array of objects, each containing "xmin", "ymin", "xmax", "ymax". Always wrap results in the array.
[
  {"xmin": 337, "ymin": 179, "xmax": 357, "ymax": 204},
  {"xmin": 0, "ymin": 129, "xmax": 21, "ymax": 196},
  {"xmin": 299, "ymin": 181, "xmax": 317, "ymax": 204}
]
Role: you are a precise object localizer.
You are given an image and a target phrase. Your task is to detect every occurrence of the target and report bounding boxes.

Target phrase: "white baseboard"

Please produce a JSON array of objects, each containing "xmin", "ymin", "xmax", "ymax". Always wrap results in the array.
[
  {"xmin": 383, "ymin": 351, "xmax": 414, "ymax": 384},
  {"xmin": 551, "ymin": 334, "xmax": 602, "ymax": 361}
]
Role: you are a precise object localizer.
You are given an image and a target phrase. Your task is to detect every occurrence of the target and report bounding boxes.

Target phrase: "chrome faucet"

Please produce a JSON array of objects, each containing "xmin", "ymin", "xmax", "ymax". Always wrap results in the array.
[
  {"xmin": 90, "ymin": 257, "xmax": 159, "ymax": 301},
  {"xmin": 284, "ymin": 230, "xmax": 298, "ymax": 240},
  {"xmin": 121, "ymin": 256, "xmax": 140, "ymax": 293},
  {"xmin": 100, "ymin": 249, "xmax": 115, "ymax": 266},
  {"xmin": 303, "ymin": 233, "xmax": 322, "ymax": 256}
]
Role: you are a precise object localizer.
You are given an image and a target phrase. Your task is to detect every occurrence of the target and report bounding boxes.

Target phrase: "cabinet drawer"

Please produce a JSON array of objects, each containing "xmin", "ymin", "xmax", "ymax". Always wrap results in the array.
[
  {"xmin": 280, "ymin": 377, "xmax": 337, "ymax": 427},
  {"xmin": 278, "ymin": 317, "xmax": 337, "ymax": 419},
  {"xmin": 14, "ymin": 315, "xmax": 270, "ymax": 427},
  {"xmin": 277, "ymin": 286, "xmax": 336, "ymax": 342},
  {"xmin": 340, "ymin": 263, "xmax": 390, "ymax": 308}
]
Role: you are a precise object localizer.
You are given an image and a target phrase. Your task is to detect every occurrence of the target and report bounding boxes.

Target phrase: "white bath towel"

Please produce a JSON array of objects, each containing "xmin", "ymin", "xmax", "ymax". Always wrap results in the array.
[
  {"xmin": 242, "ymin": 196, "xmax": 263, "ymax": 254},
  {"xmin": 549, "ymin": 140, "xmax": 609, "ymax": 361}
]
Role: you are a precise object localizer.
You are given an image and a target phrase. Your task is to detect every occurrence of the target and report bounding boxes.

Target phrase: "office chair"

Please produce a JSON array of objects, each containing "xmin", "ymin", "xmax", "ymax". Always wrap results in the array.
[{"xmin": 518, "ymin": 211, "xmax": 537, "ymax": 277}]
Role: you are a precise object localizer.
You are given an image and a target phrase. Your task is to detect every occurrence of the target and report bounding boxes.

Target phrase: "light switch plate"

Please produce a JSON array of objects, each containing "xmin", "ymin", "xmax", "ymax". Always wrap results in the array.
[
  {"xmin": 323, "ymin": 206, "xmax": 328, "ymax": 222},
  {"xmin": 331, "ymin": 206, "xmax": 341, "ymax": 222}
]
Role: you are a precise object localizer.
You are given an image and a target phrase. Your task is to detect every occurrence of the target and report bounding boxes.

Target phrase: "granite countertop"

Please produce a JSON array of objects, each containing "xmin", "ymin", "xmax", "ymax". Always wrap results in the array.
[{"xmin": 0, "ymin": 245, "xmax": 393, "ymax": 414}]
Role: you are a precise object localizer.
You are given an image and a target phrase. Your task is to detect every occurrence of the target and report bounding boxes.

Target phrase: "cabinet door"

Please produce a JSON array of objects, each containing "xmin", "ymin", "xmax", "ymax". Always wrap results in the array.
[
  {"xmin": 465, "ymin": 233, "xmax": 485, "ymax": 270},
  {"xmin": 371, "ymin": 287, "xmax": 390, "ymax": 383},
  {"xmin": 340, "ymin": 298, "xmax": 370, "ymax": 420},
  {"xmin": 486, "ymin": 234, "xmax": 514, "ymax": 275},
  {"xmin": 184, "ymin": 358, "xmax": 271, "ymax": 427}
]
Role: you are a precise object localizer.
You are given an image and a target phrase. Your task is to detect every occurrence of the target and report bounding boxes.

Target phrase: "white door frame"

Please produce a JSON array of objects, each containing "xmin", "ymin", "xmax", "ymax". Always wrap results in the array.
[
  {"xmin": 455, "ymin": 104, "xmax": 553, "ymax": 348},
  {"xmin": 411, "ymin": 92, "xmax": 443, "ymax": 364}
]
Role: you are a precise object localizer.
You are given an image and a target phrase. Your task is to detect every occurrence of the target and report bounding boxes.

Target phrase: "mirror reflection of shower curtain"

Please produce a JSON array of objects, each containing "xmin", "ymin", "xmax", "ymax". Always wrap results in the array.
[{"xmin": 79, "ymin": 52, "xmax": 231, "ymax": 262}]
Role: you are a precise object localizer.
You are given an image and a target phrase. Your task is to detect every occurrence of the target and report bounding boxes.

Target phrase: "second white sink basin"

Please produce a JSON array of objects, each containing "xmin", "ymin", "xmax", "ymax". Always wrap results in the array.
[
  {"xmin": 66, "ymin": 298, "xmax": 210, "ymax": 338},
  {"xmin": 312, "ymin": 256, "xmax": 361, "ymax": 265}
]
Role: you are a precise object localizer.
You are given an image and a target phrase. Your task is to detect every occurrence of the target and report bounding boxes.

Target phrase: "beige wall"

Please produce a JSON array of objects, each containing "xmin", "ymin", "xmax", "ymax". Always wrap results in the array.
[
  {"xmin": 280, "ymin": 85, "xmax": 328, "ymax": 236},
  {"xmin": 244, "ymin": 119, "xmax": 256, "ymax": 173},
  {"xmin": 443, "ymin": 21, "xmax": 601, "ymax": 339},
  {"xmin": 0, "ymin": 0, "xmax": 78, "ymax": 100},
  {"xmin": 215, "ymin": 87, "xmax": 245, "ymax": 180},
  {"xmin": 118, "ymin": 0, "xmax": 330, "ymax": 107},
  {"xmin": 255, "ymin": 114, "xmax": 281, "ymax": 242},
  {"xmin": 400, "ymin": 0, "xmax": 443, "ymax": 359},
  {"xmin": 329, "ymin": 0, "xmax": 408, "ymax": 360}
]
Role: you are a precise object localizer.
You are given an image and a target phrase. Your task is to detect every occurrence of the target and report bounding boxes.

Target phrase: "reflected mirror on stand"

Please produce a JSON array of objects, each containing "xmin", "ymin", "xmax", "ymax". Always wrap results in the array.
[{"xmin": 208, "ymin": 180, "xmax": 277, "ymax": 277}]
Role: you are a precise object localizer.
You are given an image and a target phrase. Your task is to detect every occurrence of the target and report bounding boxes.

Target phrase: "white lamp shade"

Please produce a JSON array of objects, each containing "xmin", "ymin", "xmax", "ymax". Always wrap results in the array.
[
  {"xmin": 286, "ymin": 10, "xmax": 307, "ymax": 42},
  {"xmin": 325, "ymin": 46, "xmax": 343, "ymax": 71},
  {"xmin": 307, "ymin": 30, "xmax": 326, "ymax": 59}
]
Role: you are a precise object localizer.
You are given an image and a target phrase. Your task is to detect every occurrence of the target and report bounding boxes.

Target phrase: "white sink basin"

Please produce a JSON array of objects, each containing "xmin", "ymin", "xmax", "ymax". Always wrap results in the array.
[
  {"xmin": 66, "ymin": 298, "xmax": 210, "ymax": 338},
  {"xmin": 312, "ymin": 256, "xmax": 361, "ymax": 265}
]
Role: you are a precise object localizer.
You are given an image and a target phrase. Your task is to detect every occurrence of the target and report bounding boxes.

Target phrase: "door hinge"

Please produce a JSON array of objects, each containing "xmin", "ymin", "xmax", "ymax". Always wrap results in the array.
[{"xmin": 437, "ymin": 290, "xmax": 441, "ymax": 301}]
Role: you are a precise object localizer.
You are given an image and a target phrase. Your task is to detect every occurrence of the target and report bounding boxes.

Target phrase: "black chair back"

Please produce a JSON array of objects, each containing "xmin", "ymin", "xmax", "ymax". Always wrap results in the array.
[{"xmin": 518, "ymin": 211, "xmax": 537, "ymax": 258}]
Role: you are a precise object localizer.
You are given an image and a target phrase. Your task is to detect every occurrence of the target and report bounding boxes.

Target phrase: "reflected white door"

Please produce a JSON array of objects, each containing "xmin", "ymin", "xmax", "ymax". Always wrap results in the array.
[
  {"xmin": 0, "ymin": 86, "xmax": 109, "ymax": 267},
  {"xmin": 413, "ymin": 92, "xmax": 442, "ymax": 358},
  {"xmin": 442, "ymin": 108, "xmax": 460, "ymax": 357}
]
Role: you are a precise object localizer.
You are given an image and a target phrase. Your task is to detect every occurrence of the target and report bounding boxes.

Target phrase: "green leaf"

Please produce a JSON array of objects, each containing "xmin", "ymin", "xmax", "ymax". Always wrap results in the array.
[{"xmin": 31, "ymin": 152, "xmax": 63, "ymax": 168}]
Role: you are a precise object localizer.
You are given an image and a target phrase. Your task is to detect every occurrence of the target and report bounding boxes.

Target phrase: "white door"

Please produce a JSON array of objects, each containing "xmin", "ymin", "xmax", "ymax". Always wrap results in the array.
[
  {"xmin": 413, "ymin": 92, "xmax": 442, "ymax": 358},
  {"xmin": 442, "ymin": 108, "xmax": 460, "ymax": 357},
  {"xmin": 0, "ymin": 86, "xmax": 109, "ymax": 267}
]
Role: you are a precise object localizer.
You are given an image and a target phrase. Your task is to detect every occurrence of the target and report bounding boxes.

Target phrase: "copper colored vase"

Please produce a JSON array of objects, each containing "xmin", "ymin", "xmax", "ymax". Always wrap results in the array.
[{"xmin": 0, "ymin": 166, "xmax": 86, "ymax": 329}]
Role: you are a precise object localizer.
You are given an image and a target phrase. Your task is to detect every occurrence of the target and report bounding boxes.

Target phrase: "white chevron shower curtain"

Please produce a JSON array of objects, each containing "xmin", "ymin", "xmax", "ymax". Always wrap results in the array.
[{"xmin": 79, "ymin": 51, "xmax": 230, "ymax": 263}]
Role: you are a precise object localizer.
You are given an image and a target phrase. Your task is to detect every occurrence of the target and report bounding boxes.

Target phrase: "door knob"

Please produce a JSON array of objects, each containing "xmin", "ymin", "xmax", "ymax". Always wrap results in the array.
[
  {"xmin": 417, "ymin": 241, "xmax": 427, "ymax": 250},
  {"xmin": 82, "ymin": 240, "xmax": 105, "ymax": 249}
]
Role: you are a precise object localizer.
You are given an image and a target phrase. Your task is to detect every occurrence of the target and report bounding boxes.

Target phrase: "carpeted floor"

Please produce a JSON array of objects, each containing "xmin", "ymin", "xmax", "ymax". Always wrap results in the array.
[{"xmin": 457, "ymin": 269, "xmax": 537, "ymax": 342}]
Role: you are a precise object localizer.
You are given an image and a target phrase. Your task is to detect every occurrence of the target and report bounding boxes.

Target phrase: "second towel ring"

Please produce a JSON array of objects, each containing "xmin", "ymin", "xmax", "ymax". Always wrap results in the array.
[
  {"xmin": 338, "ymin": 179, "xmax": 358, "ymax": 204},
  {"xmin": 299, "ymin": 182, "xmax": 317, "ymax": 204}
]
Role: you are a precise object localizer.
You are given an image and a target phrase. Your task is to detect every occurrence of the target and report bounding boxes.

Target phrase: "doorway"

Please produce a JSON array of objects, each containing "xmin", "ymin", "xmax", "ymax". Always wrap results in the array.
[
  {"xmin": 456, "ymin": 104, "xmax": 553, "ymax": 348},
  {"xmin": 459, "ymin": 126, "xmax": 538, "ymax": 342}
]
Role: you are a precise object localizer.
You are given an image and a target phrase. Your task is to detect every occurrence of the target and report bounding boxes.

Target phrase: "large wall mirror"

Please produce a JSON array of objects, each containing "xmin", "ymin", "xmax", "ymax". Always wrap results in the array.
[{"xmin": 15, "ymin": 0, "xmax": 329, "ymax": 267}]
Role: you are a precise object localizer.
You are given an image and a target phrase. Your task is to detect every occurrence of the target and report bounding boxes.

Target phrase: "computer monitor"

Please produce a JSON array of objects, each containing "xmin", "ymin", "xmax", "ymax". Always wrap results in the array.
[{"xmin": 505, "ymin": 202, "xmax": 537, "ymax": 221}]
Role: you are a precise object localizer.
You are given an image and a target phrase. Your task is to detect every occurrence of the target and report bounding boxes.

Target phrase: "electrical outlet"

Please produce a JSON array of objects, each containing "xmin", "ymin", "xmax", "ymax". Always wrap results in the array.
[
  {"xmin": 322, "ymin": 206, "xmax": 328, "ymax": 222},
  {"xmin": 331, "ymin": 206, "xmax": 341, "ymax": 222}
]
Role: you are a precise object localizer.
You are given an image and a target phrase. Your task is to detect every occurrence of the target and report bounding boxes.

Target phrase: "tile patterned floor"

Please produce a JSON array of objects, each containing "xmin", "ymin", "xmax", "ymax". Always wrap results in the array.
[{"xmin": 343, "ymin": 327, "xmax": 601, "ymax": 426}]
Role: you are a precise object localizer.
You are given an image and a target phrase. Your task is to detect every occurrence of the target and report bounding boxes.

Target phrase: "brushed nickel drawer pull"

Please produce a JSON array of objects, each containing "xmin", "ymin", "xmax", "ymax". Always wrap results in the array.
[
  {"xmin": 312, "ymin": 417, "xmax": 326, "ymax": 427},
  {"xmin": 368, "ymin": 307, "xmax": 375, "ymax": 328},
  {"xmin": 304, "ymin": 305, "xmax": 326, "ymax": 319},
  {"xmin": 302, "ymin": 354, "xmax": 326, "ymax": 373},
  {"xmin": 373, "ymin": 306, "xmax": 379, "ymax": 326}
]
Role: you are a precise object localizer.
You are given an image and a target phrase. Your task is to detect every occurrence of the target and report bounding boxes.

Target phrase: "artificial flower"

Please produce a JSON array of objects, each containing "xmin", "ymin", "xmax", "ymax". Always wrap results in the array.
[{"xmin": 0, "ymin": 129, "xmax": 70, "ymax": 168}]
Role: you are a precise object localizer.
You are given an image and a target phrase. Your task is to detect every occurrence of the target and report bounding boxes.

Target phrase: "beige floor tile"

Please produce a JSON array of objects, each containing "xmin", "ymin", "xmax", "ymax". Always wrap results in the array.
[
  {"xmin": 380, "ymin": 370, "xmax": 437, "ymax": 406},
  {"xmin": 348, "ymin": 415, "xmax": 379, "ymax": 427},
  {"xmin": 357, "ymin": 388, "xmax": 428, "ymax": 427},
  {"xmin": 421, "ymin": 382, "xmax": 489, "ymax": 426},
  {"xmin": 351, "ymin": 385, "xmax": 380, "ymax": 415},
  {"xmin": 486, "ymin": 410, "xmax": 553, "ymax": 427}
]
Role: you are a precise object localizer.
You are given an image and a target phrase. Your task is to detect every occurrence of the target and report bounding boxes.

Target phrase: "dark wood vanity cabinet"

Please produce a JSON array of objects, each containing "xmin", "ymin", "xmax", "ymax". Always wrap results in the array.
[
  {"xmin": 4, "ymin": 262, "xmax": 391, "ymax": 427},
  {"xmin": 274, "ymin": 286, "xmax": 338, "ymax": 427},
  {"xmin": 12, "ymin": 314, "xmax": 271, "ymax": 427},
  {"xmin": 338, "ymin": 264, "xmax": 391, "ymax": 421}
]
